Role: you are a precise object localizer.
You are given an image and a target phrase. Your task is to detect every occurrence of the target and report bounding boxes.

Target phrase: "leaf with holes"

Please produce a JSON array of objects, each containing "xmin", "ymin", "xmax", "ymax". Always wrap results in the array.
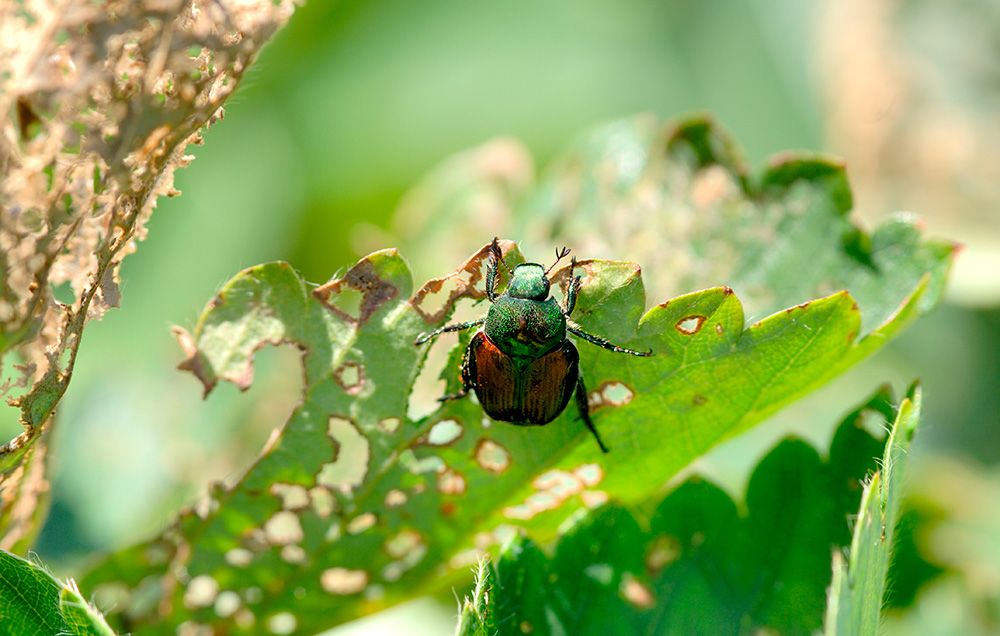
[
  {"xmin": 825, "ymin": 383, "xmax": 921, "ymax": 635},
  {"xmin": 456, "ymin": 387, "xmax": 903, "ymax": 636},
  {"xmin": 81, "ymin": 115, "xmax": 952, "ymax": 634},
  {"xmin": 0, "ymin": 549, "xmax": 116, "ymax": 636}
]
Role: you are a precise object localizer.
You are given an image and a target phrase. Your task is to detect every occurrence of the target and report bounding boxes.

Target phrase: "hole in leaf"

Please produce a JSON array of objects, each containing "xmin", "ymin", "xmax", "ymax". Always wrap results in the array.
[
  {"xmin": 318, "ymin": 416, "xmax": 369, "ymax": 492},
  {"xmin": 309, "ymin": 487, "xmax": 335, "ymax": 518},
  {"xmin": 427, "ymin": 419, "xmax": 463, "ymax": 445},
  {"xmin": 266, "ymin": 612, "xmax": 297, "ymax": 635},
  {"xmin": 314, "ymin": 259, "xmax": 399, "ymax": 325},
  {"xmin": 378, "ymin": 417, "xmax": 401, "ymax": 434},
  {"xmin": 385, "ymin": 529, "xmax": 423, "ymax": 559},
  {"xmin": 50, "ymin": 280, "xmax": 75, "ymax": 305},
  {"xmin": 533, "ymin": 470, "xmax": 583, "ymax": 498},
  {"xmin": 183, "ymin": 575, "xmax": 218, "ymax": 609},
  {"xmin": 334, "ymin": 361, "xmax": 365, "ymax": 394},
  {"xmin": 225, "ymin": 548, "xmax": 253, "ymax": 568},
  {"xmin": 346, "ymin": 512, "xmax": 377, "ymax": 535},
  {"xmin": 581, "ymin": 490, "xmax": 609, "ymax": 508},
  {"xmin": 400, "ymin": 450, "xmax": 446, "ymax": 475},
  {"xmin": 321, "ymin": 568, "xmax": 368, "ymax": 595},
  {"xmin": 437, "ymin": 468, "xmax": 467, "ymax": 495},
  {"xmin": 270, "ymin": 483, "xmax": 309, "ymax": 510},
  {"xmin": 214, "ymin": 590, "xmax": 240, "ymax": 618},
  {"xmin": 281, "ymin": 545, "xmax": 306, "ymax": 564},
  {"xmin": 475, "ymin": 439, "xmax": 511, "ymax": 473},
  {"xmin": 675, "ymin": 315, "xmax": 706, "ymax": 335},
  {"xmin": 384, "ymin": 489, "xmax": 407, "ymax": 507},
  {"xmin": 264, "ymin": 511, "xmax": 303, "ymax": 546},
  {"xmin": 620, "ymin": 574, "xmax": 655, "ymax": 609},
  {"xmin": 574, "ymin": 464, "xmax": 604, "ymax": 487},
  {"xmin": 412, "ymin": 275, "xmax": 466, "ymax": 322}
]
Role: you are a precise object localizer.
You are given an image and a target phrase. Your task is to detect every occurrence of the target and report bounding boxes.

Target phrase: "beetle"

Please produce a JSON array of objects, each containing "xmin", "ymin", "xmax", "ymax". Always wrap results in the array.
[{"xmin": 414, "ymin": 238, "xmax": 652, "ymax": 453}]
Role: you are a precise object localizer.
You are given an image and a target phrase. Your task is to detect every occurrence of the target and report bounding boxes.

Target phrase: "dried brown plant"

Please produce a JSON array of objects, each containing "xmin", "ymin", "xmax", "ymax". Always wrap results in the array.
[{"xmin": 0, "ymin": 0, "xmax": 296, "ymax": 551}]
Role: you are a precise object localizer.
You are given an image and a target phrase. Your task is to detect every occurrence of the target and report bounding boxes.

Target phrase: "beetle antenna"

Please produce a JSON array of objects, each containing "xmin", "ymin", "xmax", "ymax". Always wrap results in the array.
[{"xmin": 545, "ymin": 246, "xmax": 571, "ymax": 276}]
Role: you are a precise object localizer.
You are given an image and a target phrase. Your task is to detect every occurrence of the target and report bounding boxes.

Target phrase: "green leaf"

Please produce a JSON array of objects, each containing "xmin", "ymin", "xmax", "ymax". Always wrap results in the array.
[
  {"xmin": 824, "ymin": 383, "xmax": 921, "ymax": 635},
  {"xmin": 516, "ymin": 116, "xmax": 954, "ymax": 332},
  {"xmin": 456, "ymin": 387, "xmax": 902, "ymax": 635},
  {"xmin": 82, "ymin": 115, "xmax": 951, "ymax": 635},
  {"xmin": 455, "ymin": 560, "xmax": 498, "ymax": 636},
  {"xmin": 0, "ymin": 549, "xmax": 116, "ymax": 636}
]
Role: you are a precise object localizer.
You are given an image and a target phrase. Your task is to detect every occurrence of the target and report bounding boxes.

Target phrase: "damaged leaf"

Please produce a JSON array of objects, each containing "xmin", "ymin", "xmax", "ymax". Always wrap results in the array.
[
  {"xmin": 84, "ymin": 235, "xmax": 943, "ymax": 634},
  {"xmin": 0, "ymin": 549, "xmax": 116, "ymax": 636},
  {"xmin": 0, "ymin": 0, "xmax": 298, "ymax": 549},
  {"xmin": 77, "ymin": 112, "xmax": 952, "ymax": 634}
]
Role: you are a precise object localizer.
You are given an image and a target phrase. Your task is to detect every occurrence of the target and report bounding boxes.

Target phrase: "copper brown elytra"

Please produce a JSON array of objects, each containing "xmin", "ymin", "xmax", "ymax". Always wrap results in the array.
[{"xmin": 414, "ymin": 239, "xmax": 652, "ymax": 453}]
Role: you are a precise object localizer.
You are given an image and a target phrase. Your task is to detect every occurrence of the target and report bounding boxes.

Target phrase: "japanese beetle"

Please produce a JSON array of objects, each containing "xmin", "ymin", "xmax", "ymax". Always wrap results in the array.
[{"xmin": 414, "ymin": 239, "xmax": 652, "ymax": 453}]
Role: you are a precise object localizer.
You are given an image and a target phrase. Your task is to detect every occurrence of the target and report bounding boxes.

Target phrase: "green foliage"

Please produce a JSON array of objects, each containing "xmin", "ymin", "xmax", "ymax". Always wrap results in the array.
[
  {"xmin": 75, "ymin": 116, "xmax": 951, "ymax": 634},
  {"xmin": 0, "ymin": 549, "xmax": 115, "ymax": 636},
  {"xmin": 825, "ymin": 383, "xmax": 921, "ymax": 634},
  {"xmin": 880, "ymin": 444, "xmax": 1000, "ymax": 635},
  {"xmin": 456, "ymin": 387, "xmax": 906, "ymax": 636}
]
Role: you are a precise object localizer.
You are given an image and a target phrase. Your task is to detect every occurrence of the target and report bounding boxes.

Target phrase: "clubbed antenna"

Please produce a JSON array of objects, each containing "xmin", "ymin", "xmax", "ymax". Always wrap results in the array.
[{"xmin": 545, "ymin": 246, "xmax": 572, "ymax": 276}]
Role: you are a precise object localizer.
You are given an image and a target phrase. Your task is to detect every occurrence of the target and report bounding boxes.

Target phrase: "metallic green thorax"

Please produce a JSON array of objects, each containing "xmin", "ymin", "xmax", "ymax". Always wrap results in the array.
[
  {"xmin": 485, "ymin": 296, "xmax": 566, "ymax": 358},
  {"xmin": 484, "ymin": 264, "xmax": 565, "ymax": 358},
  {"xmin": 505, "ymin": 263, "xmax": 550, "ymax": 300}
]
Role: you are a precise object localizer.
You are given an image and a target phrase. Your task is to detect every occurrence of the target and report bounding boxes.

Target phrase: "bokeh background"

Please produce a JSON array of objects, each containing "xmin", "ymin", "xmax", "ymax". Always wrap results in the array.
[{"xmin": 3, "ymin": 0, "xmax": 998, "ymax": 633}]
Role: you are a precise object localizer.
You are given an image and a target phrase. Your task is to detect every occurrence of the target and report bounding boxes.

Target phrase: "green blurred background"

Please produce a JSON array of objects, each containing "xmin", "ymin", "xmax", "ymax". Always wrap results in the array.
[{"xmin": 4, "ymin": 0, "xmax": 998, "ymax": 632}]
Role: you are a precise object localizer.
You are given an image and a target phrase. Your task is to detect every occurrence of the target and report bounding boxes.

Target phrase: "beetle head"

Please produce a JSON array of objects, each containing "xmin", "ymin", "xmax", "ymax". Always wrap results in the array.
[{"xmin": 506, "ymin": 263, "xmax": 550, "ymax": 300}]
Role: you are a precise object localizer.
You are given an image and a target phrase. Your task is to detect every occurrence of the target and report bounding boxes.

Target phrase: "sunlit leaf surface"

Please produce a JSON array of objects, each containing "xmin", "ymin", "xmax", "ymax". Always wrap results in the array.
[
  {"xmin": 0, "ymin": 549, "xmax": 115, "ymax": 636},
  {"xmin": 825, "ymin": 384, "xmax": 921, "ymax": 635},
  {"xmin": 82, "ymin": 116, "xmax": 951, "ymax": 634},
  {"xmin": 456, "ymin": 388, "xmax": 902, "ymax": 636}
]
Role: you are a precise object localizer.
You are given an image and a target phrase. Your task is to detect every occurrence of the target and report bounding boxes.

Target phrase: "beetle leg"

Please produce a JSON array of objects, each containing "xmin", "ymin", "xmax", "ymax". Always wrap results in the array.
[
  {"xmin": 575, "ymin": 374, "xmax": 609, "ymax": 453},
  {"xmin": 439, "ymin": 339, "xmax": 475, "ymax": 402},
  {"xmin": 413, "ymin": 318, "xmax": 485, "ymax": 346},
  {"xmin": 564, "ymin": 256, "xmax": 581, "ymax": 316},
  {"xmin": 567, "ymin": 321, "xmax": 653, "ymax": 356},
  {"xmin": 486, "ymin": 238, "xmax": 501, "ymax": 301}
]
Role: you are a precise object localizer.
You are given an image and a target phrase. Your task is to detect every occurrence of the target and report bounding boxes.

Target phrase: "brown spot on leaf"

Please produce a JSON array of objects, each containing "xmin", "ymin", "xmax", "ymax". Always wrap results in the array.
[
  {"xmin": 314, "ymin": 259, "xmax": 398, "ymax": 325},
  {"xmin": 692, "ymin": 394, "xmax": 707, "ymax": 406},
  {"xmin": 675, "ymin": 315, "xmax": 706, "ymax": 335}
]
